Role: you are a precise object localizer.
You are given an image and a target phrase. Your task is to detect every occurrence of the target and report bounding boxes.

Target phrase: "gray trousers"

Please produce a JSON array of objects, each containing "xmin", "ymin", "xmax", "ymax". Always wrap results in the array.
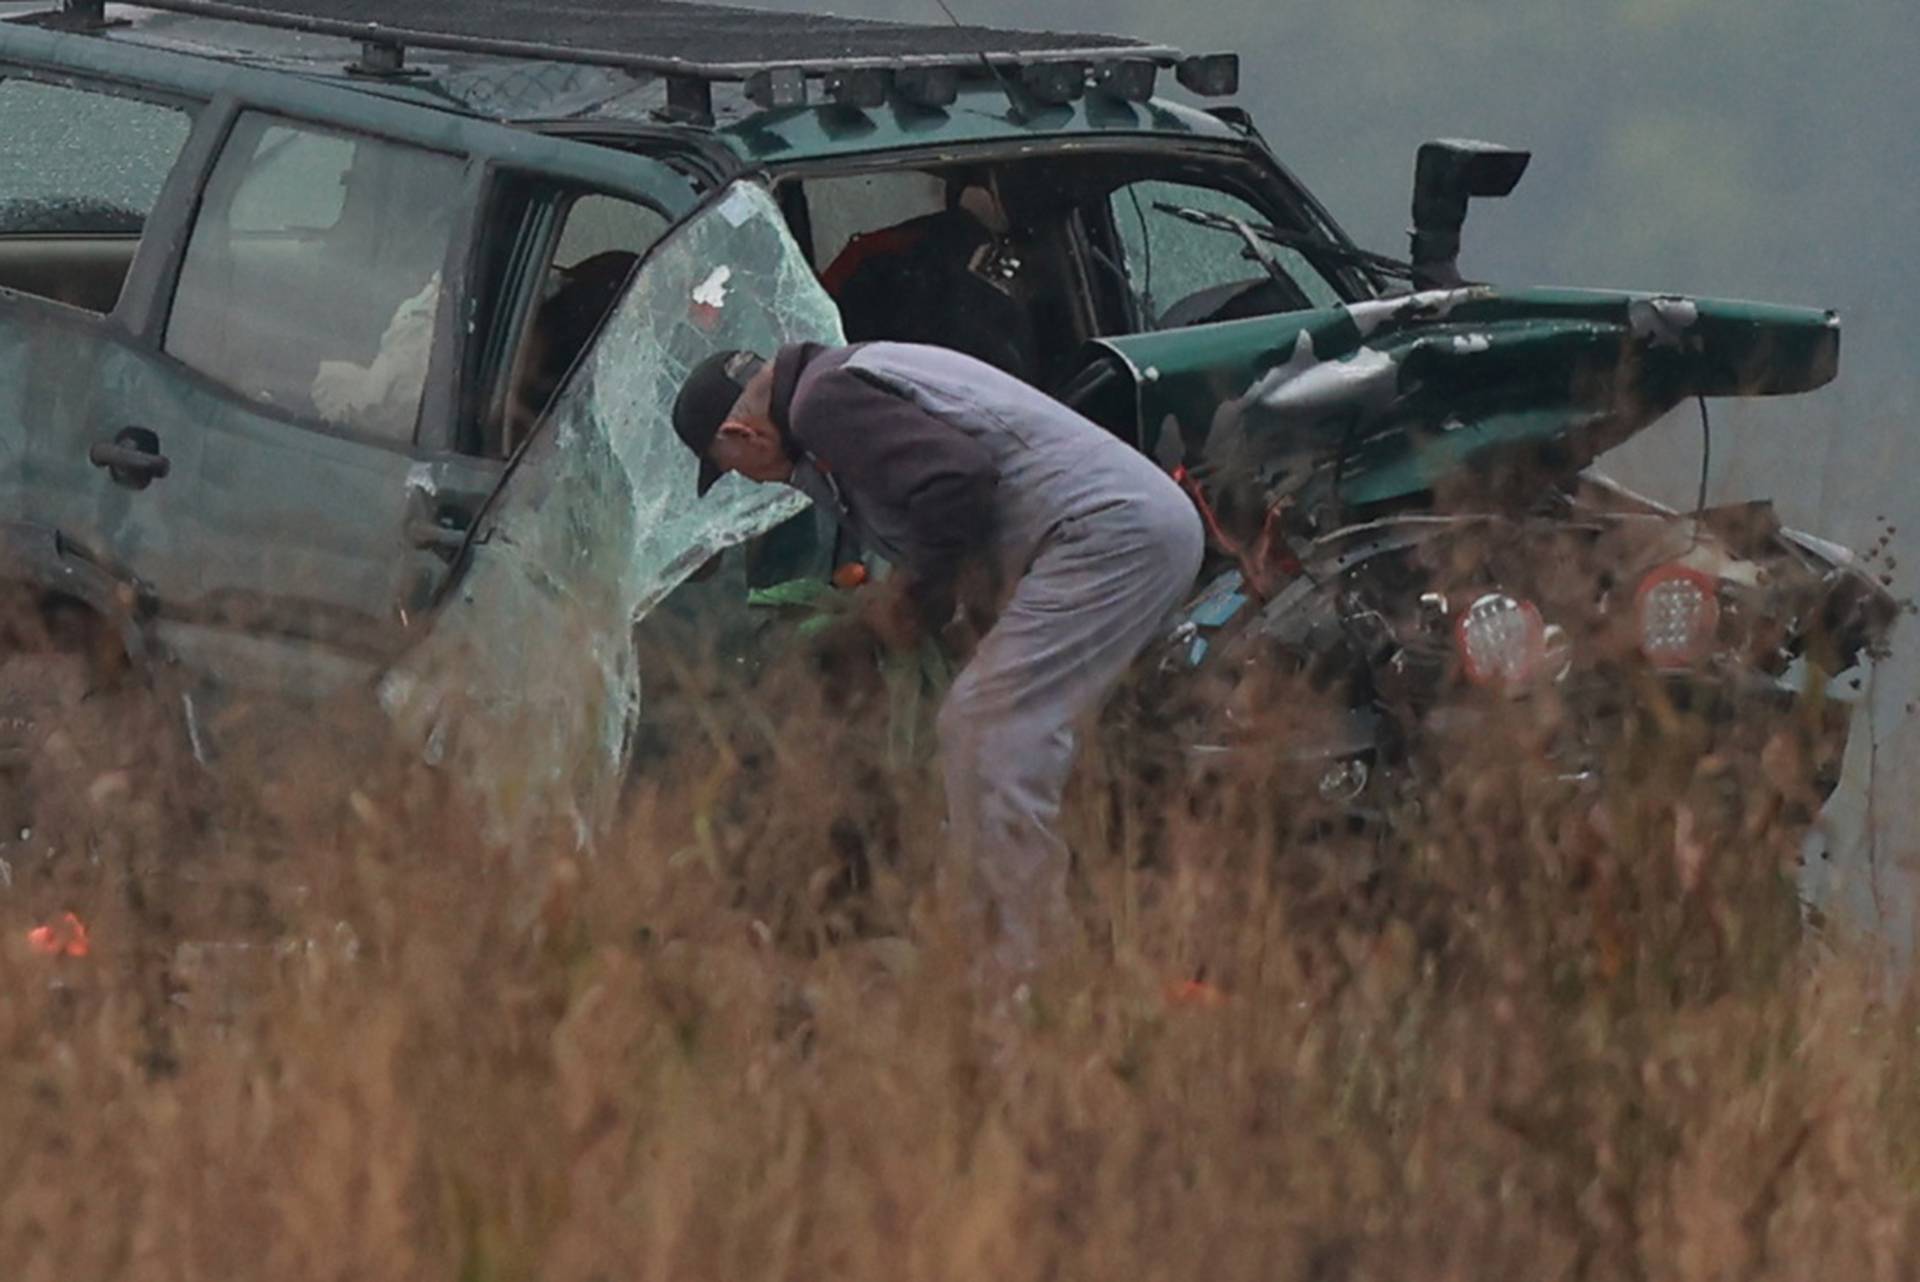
[{"xmin": 936, "ymin": 479, "xmax": 1204, "ymax": 977}]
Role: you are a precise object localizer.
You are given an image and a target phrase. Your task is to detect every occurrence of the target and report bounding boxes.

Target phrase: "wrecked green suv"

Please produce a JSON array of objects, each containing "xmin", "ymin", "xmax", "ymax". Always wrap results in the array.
[{"xmin": 0, "ymin": 0, "xmax": 1894, "ymax": 835}]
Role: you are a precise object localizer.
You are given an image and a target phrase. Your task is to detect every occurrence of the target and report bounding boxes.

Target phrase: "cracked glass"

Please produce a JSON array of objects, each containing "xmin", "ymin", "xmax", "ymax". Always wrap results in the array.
[
  {"xmin": 382, "ymin": 180, "xmax": 843, "ymax": 843},
  {"xmin": 0, "ymin": 77, "xmax": 190, "ymax": 235}
]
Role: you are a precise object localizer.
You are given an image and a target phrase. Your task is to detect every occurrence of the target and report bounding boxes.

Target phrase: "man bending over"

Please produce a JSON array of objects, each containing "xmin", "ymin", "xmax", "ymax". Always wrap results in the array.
[{"xmin": 673, "ymin": 342, "xmax": 1203, "ymax": 978}]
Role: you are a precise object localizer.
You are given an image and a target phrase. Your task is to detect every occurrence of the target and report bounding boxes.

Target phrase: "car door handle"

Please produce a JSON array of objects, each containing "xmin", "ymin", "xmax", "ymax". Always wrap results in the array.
[
  {"xmin": 89, "ymin": 428, "xmax": 171, "ymax": 490},
  {"xmin": 89, "ymin": 443, "xmax": 171, "ymax": 477}
]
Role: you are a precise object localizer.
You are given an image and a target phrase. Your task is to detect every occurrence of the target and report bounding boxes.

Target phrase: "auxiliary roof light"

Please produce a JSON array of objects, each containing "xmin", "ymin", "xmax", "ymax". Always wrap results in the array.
[
  {"xmin": 895, "ymin": 65, "xmax": 960, "ymax": 107},
  {"xmin": 1092, "ymin": 58, "xmax": 1157, "ymax": 102},
  {"xmin": 1175, "ymin": 53, "xmax": 1240, "ymax": 97},
  {"xmin": 744, "ymin": 66, "xmax": 807, "ymax": 110},
  {"xmin": 1020, "ymin": 60, "xmax": 1088, "ymax": 105},
  {"xmin": 826, "ymin": 67, "xmax": 891, "ymax": 108}
]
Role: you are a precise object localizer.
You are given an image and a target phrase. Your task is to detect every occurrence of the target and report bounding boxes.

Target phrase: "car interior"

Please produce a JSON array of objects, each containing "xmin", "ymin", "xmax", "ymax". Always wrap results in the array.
[
  {"xmin": 472, "ymin": 184, "xmax": 671, "ymax": 458},
  {"xmin": 771, "ymin": 151, "xmax": 1347, "ymax": 400},
  {"xmin": 482, "ymin": 148, "xmax": 1349, "ymax": 464},
  {"xmin": 0, "ymin": 231, "xmax": 144, "ymax": 313}
]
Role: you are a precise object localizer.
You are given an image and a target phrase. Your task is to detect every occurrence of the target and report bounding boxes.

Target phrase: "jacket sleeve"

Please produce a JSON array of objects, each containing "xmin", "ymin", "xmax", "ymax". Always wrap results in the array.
[{"xmin": 793, "ymin": 365, "xmax": 999, "ymax": 626}]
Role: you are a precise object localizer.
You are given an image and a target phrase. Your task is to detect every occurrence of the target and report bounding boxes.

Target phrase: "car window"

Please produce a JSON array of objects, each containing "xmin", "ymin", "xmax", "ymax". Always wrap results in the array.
[
  {"xmin": 553, "ymin": 193, "xmax": 668, "ymax": 268},
  {"xmin": 801, "ymin": 170, "xmax": 947, "ymax": 269},
  {"xmin": 1111, "ymin": 179, "xmax": 1342, "ymax": 324},
  {"xmin": 227, "ymin": 124, "xmax": 355, "ymax": 233},
  {"xmin": 0, "ymin": 75, "xmax": 191, "ymax": 312},
  {"xmin": 165, "ymin": 112, "xmax": 462, "ymax": 443},
  {"xmin": 489, "ymin": 190, "xmax": 669, "ymax": 455}
]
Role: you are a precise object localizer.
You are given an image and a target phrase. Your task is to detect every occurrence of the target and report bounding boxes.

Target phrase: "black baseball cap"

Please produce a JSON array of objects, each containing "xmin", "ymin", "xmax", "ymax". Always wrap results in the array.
[{"xmin": 673, "ymin": 349, "xmax": 766, "ymax": 496}]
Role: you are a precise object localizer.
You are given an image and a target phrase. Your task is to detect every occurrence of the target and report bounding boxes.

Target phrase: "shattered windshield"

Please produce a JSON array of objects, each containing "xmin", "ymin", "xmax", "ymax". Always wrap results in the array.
[
  {"xmin": 382, "ymin": 180, "xmax": 843, "ymax": 842},
  {"xmin": 1115, "ymin": 181, "xmax": 1346, "ymax": 318},
  {"xmin": 1148, "ymin": 197, "xmax": 1414, "ymax": 286}
]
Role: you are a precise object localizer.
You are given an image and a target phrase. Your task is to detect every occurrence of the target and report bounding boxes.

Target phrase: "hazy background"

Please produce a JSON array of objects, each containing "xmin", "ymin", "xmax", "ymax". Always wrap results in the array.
[{"xmin": 758, "ymin": 0, "xmax": 1919, "ymax": 931}]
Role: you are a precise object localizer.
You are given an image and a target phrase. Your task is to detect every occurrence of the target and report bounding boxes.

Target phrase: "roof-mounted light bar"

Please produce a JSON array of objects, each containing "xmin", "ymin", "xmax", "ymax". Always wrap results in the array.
[
  {"xmin": 31, "ymin": 3, "xmax": 1238, "ymax": 118},
  {"xmin": 826, "ymin": 67, "xmax": 891, "ymax": 109},
  {"xmin": 1020, "ymin": 61, "xmax": 1087, "ymax": 106},
  {"xmin": 744, "ymin": 66, "xmax": 806, "ymax": 110},
  {"xmin": 1092, "ymin": 57, "xmax": 1157, "ymax": 102},
  {"xmin": 93, "ymin": 0, "xmax": 1187, "ymax": 81},
  {"xmin": 895, "ymin": 65, "xmax": 960, "ymax": 108},
  {"xmin": 1176, "ymin": 53, "xmax": 1239, "ymax": 97}
]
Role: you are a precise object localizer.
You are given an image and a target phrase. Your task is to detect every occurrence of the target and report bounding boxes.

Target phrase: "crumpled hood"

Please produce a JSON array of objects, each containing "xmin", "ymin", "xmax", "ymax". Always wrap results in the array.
[{"xmin": 1085, "ymin": 286, "xmax": 1841, "ymax": 507}]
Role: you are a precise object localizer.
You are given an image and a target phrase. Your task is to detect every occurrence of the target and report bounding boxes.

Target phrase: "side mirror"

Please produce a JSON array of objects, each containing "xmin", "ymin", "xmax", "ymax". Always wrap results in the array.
[{"xmin": 1408, "ymin": 139, "xmax": 1531, "ymax": 289}]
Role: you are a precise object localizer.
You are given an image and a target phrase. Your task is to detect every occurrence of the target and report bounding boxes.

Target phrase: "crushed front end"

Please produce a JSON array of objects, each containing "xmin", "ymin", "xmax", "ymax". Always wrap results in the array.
[{"xmin": 1104, "ymin": 285, "xmax": 1895, "ymax": 823}]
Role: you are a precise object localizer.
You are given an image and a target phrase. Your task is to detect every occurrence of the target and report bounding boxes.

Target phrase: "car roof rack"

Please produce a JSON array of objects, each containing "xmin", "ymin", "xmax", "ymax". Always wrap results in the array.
[{"xmin": 32, "ymin": 0, "xmax": 1237, "ymax": 121}]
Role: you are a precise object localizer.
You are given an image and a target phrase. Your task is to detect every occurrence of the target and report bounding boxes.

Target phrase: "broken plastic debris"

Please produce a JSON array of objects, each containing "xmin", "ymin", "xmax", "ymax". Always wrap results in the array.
[{"xmin": 27, "ymin": 912, "xmax": 89, "ymax": 958}]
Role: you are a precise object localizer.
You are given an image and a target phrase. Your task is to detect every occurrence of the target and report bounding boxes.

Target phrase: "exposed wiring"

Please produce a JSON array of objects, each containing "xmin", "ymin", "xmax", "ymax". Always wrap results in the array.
[
  {"xmin": 1685, "ymin": 395, "xmax": 1712, "ymax": 553},
  {"xmin": 1694, "ymin": 396, "xmax": 1712, "ymax": 517}
]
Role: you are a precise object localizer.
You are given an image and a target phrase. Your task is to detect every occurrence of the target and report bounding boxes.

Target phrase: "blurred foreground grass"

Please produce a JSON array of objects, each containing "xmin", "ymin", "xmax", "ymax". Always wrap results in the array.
[{"xmin": 0, "ymin": 639, "xmax": 1914, "ymax": 1282}]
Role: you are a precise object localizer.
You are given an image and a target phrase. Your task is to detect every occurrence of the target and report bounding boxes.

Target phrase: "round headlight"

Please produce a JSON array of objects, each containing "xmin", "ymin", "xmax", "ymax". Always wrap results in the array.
[
  {"xmin": 1454, "ymin": 592, "xmax": 1546, "ymax": 688},
  {"xmin": 1635, "ymin": 564, "xmax": 1720, "ymax": 668}
]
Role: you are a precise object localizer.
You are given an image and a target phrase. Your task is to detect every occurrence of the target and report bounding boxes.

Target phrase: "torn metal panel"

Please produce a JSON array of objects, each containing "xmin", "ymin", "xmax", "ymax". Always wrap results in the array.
[
  {"xmin": 1084, "ymin": 286, "xmax": 1842, "ymax": 515},
  {"xmin": 1247, "ymin": 332, "xmax": 1398, "ymax": 421},
  {"xmin": 382, "ymin": 181, "xmax": 842, "ymax": 843}
]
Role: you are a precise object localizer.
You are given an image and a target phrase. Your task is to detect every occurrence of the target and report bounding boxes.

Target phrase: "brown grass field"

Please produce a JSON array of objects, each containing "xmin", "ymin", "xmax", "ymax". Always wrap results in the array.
[{"xmin": 0, "ymin": 620, "xmax": 1913, "ymax": 1282}]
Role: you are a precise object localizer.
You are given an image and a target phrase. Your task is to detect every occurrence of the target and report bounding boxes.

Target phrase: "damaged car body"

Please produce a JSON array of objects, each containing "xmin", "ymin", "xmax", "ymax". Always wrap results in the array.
[{"xmin": 0, "ymin": 0, "xmax": 1894, "ymax": 841}]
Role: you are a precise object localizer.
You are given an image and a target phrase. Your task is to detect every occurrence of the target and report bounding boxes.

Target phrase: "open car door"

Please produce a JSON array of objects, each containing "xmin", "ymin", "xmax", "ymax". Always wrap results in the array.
[{"xmin": 384, "ymin": 180, "xmax": 846, "ymax": 842}]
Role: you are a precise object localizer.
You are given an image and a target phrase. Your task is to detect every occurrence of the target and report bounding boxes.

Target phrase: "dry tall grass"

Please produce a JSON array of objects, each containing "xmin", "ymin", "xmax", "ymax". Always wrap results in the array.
[{"xmin": 0, "ymin": 614, "xmax": 1913, "ymax": 1282}]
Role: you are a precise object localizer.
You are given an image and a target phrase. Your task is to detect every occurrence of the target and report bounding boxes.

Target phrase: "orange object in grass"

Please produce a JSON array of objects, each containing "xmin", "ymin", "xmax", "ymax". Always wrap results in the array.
[
  {"xmin": 1165, "ymin": 978, "xmax": 1226, "ymax": 1008},
  {"xmin": 27, "ymin": 912, "xmax": 89, "ymax": 958},
  {"xmin": 832, "ymin": 562, "xmax": 869, "ymax": 590}
]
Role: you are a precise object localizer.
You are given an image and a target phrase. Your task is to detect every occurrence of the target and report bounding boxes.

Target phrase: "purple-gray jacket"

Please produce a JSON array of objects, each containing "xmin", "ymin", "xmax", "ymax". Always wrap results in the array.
[{"xmin": 768, "ymin": 340, "xmax": 1182, "ymax": 625}]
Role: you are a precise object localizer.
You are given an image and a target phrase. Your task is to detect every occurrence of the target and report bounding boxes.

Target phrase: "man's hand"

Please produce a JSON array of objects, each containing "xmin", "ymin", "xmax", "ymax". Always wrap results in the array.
[{"xmin": 858, "ymin": 577, "xmax": 923, "ymax": 654}]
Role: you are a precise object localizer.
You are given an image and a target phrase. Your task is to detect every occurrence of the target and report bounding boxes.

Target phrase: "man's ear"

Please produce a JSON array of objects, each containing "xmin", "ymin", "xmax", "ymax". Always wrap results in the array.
[{"xmin": 724, "ymin": 416, "xmax": 782, "ymax": 451}]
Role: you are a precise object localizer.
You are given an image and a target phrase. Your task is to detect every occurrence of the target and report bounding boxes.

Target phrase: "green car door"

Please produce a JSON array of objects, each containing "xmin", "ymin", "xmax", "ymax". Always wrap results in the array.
[
  {"xmin": 117, "ymin": 106, "xmax": 480, "ymax": 694},
  {"xmin": 0, "ymin": 26, "xmax": 699, "ymax": 698},
  {"xmin": 0, "ymin": 68, "xmax": 198, "ymax": 627},
  {"xmin": 387, "ymin": 179, "xmax": 848, "ymax": 837}
]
